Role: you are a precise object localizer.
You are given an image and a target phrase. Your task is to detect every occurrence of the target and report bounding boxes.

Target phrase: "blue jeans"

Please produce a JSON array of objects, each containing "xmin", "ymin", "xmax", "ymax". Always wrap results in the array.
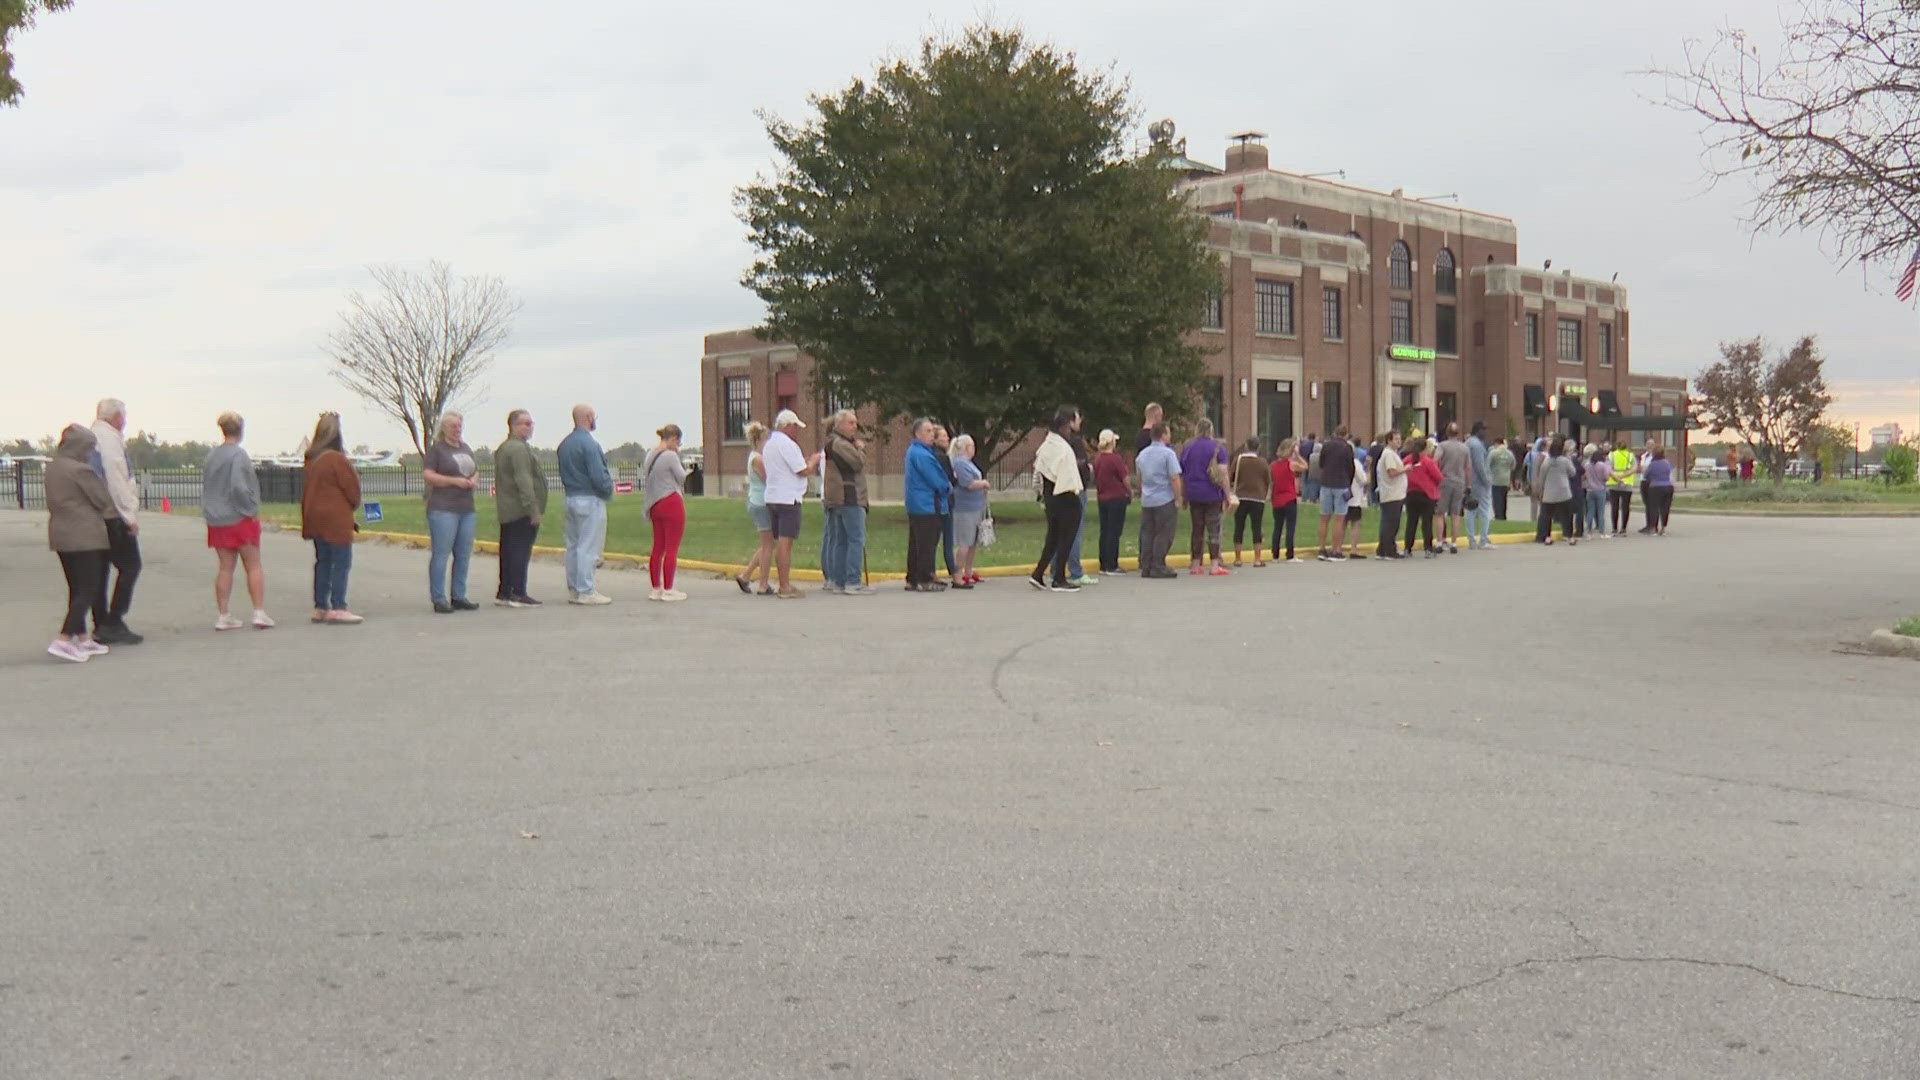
[
  {"xmin": 426, "ymin": 509, "xmax": 476, "ymax": 605},
  {"xmin": 1066, "ymin": 489, "xmax": 1089, "ymax": 579},
  {"xmin": 1585, "ymin": 490, "xmax": 1607, "ymax": 534},
  {"xmin": 563, "ymin": 495, "xmax": 607, "ymax": 595},
  {"xmin": 312, "ymin": 539, "xmax": 353, "ymax": 610},
  {"xmin": 821, "ymin": 505, "xmax": 867, "ymax": 587},
  {"xmin": 1467, "ymin": 490, "xmax": 1493, "ymax": 547}
]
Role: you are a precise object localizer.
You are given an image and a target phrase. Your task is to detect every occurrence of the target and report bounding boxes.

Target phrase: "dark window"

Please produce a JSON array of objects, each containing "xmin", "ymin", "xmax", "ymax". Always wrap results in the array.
[
  {"xmin": 1633, "ymin": 402, "xmax": 1648, "ymax": 417},
  {"xmin": 1525, "ymin": 314, "xmax": 1540, "ymax": 358},
  {"xmin": 1389, "ymin": 240, "xmax": 1412, "ymax": 290},
  {"xmin": 1599, "ymin": 323, "xmax": 1614, "ymax": 367},
  {"xmin": 1434, "ymin": 247, "xmax": 1456, "ymax": 295},
  {"xmin": 1255, "ymin": 279, "xmax": 1294, "ymax": 334},
  {"xmin": 1322, "ymin": 286, "xmax": 1342, "ymax": 340},
  {"xmin": 1437, "ymin": 391, "xmax": 1458, "ymax": 435},
  {"xmin": 1435, "ymin": 303, "xmax": 1457, "ymax": 354},
  {"xmin": 1661, "ymin": 404, "xmax": 1676, "ymax": 417},
  {"xmin": 1204, "ymin": 377, "xmax": 1225, "ymax": 437},
  {"xmin": 1323, "ymin": 380, "xmax": 1342, "ymax": 433},
  {"xmin": 1390, "ymin": 299, "xmax": 1413, "ymax": 344},
  {"xmin": 1557, "ymin": 318, "xmax": 1583, "ymax": 363},
  {"xmin": 1203, "ymin": 286, "xmax": 1224, "ymax": 330},
  {"xmin": 724, "ymin": 376, "xmax": 751, "ymax": 440}
]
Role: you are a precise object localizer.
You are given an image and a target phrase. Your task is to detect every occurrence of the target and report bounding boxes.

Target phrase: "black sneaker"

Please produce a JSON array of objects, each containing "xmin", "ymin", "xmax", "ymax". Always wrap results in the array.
[
  {"xmin": 1049, "ymin": 580, "xmax": 1081, "ymax": 592},
  {"xmin": 450, "ymin": 598, "xmax": 480, "ymax": 611},
  {"xmin": 512, "ymin": 595, "xmax": 542, "ymax": 606},
  {"xmin": 1029, "ymin": 575, "xmax": 1047, "ymax": 591},
  {"xmin": 95, "ymin": 622, "xmax": 143, "ymax": 645},
  {"xmin": 433, "ymin": 601, "xmax": 454, "ymax": 614},
  {"xmin": 1325, "ymin": 553, "xmax": 1347, "ymax": 561}
]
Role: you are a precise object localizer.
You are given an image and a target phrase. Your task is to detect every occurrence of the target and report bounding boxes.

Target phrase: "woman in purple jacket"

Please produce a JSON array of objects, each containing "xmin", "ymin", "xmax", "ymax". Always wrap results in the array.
[{"xmin": 1179, "ymin": 418, "xmax": 1231, "ymax": 576}]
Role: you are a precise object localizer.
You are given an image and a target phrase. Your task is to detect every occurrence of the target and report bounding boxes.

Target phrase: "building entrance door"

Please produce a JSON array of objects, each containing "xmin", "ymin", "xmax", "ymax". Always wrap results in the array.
[
  {"xmin": 1256, "ymin": 379, "xmax": 1294, "ymax": 457},
  {"xmin": 1391, "ymin": 384, "xmax": 1427, "ymax": 438}
]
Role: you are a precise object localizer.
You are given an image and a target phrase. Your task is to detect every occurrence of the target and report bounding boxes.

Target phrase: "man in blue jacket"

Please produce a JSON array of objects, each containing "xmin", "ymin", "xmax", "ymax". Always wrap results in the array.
[
  {"xmin": 903, "ymin": 418, "xmax": 951, "ymax": 592},
  {"xmin": 557, "ymin": 403, "xmax": 614, "ymax": 604}
]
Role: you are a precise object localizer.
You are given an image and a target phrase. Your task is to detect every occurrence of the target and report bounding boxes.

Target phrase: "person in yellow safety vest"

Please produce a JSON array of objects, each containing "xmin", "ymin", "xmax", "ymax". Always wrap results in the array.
[{"xmin": 1607, "ymin": 443, "xmax": 1638, "ymax": 535}]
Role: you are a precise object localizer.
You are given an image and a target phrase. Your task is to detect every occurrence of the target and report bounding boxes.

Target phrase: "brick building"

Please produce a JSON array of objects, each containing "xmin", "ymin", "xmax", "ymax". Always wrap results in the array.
[{"xmin": 700, "ymin": 127, "xmax": 1686, "ymax": 497}]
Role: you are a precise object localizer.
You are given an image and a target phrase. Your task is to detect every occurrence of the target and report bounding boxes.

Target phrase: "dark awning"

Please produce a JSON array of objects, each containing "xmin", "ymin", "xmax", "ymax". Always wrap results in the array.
[
  {"xmin": 1559, "ymin": 394, "xmax": 1687, "ymax": 431},
  {"xmin": 1597, "ymin": 390, "xmax": 1622, "ymax": 417},
  {"xmin": 1523, "ymin": 384, "xmax": 1548, "ymax": 417}
]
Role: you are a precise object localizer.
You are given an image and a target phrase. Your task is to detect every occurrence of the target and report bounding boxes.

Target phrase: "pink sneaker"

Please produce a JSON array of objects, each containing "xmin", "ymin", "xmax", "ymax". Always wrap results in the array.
[
  {"xmin": 46, "ymin": 639, "xmax": 89, "ymax": 663},
  {"xmin": 1188, "ymin": 565, "xmax": 1203, "ymax": 576},
  {"xmin": 1209, "ymin": 564, "xmax": 1231, "ymax": 576}
]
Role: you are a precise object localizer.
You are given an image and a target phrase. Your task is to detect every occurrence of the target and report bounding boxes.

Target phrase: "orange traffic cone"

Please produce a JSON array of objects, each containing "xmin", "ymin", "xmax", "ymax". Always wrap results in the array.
[{"xmin": 161, "ymin": 496, "xmax": 171, "ymax": 514}]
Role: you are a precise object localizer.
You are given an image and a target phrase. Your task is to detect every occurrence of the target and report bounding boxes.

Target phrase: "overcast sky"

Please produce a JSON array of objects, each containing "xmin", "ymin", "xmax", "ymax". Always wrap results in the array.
[{"xmin": 4, "ymin": 0, "xmax": 1916, "ymax": 454}]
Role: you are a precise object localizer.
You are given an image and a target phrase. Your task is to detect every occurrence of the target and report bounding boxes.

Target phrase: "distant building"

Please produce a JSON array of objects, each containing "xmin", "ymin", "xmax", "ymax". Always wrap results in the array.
[
  {"xmin": 1870, "ymin": 423, "xmax": 1903, "ymax": 448},
  {"xmin": 700, "ymin": 123, "xmax": 1687, "ymax": 496}
]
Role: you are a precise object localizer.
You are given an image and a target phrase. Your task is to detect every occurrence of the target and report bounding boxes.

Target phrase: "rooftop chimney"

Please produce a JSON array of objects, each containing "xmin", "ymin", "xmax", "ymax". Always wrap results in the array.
[{"xmin": 1225, "ymin": 130, "xmax": 1269, "ymax": 173}]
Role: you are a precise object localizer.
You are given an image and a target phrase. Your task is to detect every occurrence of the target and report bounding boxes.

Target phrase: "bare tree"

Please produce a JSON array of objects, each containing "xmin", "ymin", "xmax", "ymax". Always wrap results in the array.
[
  {"xmin": 1654, "ymin": 1, "xmax": 1920, "ymax": 267},
  {"xmin": 324, "ymin": 261, "xmax": 519, "ymax": 455},
  {"xmin": 1692, "ymin": 335, "xmax": 1833, "ymax": 483}
]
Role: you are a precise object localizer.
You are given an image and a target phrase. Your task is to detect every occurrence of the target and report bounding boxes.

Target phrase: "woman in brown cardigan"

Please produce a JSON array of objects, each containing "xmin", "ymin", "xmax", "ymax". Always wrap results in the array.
[
  {"xmin": 46, "ymin": 423, "xmax": 118, "ymax": 662},
  {"xmin": 299, "ymin": 413, "xmax": 363, "ymax": 624}
]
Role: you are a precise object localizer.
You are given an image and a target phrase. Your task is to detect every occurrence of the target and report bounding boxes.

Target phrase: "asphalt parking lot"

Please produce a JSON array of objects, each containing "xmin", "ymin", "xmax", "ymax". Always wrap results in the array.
[{"xmin": 2, "ymin": 507, "xmax": 1915, "ymax": 1078}]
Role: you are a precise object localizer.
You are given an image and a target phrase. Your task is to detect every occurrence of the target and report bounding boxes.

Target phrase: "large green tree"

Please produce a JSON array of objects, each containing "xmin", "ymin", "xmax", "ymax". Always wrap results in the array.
[
  {"xmin": 737, "ymin": 25, "xmax": 1216, "ymax": 469},
  {"xmin": 1, "ymin": 0, "xmax": 71, "ymax": 107},
  {"xmin": 1691, "ymin": 335, "xmax": 1833, "ymax": 485}
]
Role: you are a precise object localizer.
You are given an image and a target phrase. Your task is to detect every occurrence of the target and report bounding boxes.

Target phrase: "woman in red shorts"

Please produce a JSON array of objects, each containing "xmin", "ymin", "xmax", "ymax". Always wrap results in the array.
[{"xmin": 202, "ymin": 412, "xmax": 274, "ymax": 630}]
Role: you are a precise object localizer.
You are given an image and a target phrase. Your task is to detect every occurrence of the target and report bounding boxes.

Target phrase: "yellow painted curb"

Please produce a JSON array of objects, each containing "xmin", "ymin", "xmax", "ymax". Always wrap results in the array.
[{"xmin": 335, "ymin": 520, "xmax": 1542, "ymax": 585}]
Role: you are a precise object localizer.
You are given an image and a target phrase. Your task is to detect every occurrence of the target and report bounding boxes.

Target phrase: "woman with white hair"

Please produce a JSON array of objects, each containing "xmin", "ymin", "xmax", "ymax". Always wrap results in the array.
[
  {"xmin": 203, "ymin": 412, "xmax": 274, "ymax": 629},
  {"xmin": 422, "ymin": 411, "xmax": 481, "ymax": 614},
  {"xmin": 949, "ymin": 434, "xmax": 991, "ymax": 588}
]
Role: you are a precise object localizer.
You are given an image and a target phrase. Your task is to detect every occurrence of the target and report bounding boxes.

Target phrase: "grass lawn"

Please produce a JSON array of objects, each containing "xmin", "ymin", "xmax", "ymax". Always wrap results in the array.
[
  {"xmin": 1894, "ymin": 616, "xmax": 1920, "ymax": 639},
  {"xmin": 1676, "ymin": 480, "xmax": 1920, "ymax": 514},
  {"xmin": 253, "ymin": 495, "xmax": 1536, "ymax": 574}
]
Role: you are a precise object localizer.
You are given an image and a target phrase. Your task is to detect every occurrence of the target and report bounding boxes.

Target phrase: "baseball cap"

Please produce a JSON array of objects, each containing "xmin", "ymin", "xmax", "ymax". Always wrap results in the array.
[{"xmin": 774, "ymin": 408, "xmax": 805, "ymax": 429}]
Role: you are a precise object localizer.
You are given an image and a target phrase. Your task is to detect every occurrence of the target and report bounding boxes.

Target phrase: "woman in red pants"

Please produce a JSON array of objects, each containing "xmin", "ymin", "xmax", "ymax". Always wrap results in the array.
[{"xmin": 643, "ymin": 424, "xmax": 689, "ymax": 602}]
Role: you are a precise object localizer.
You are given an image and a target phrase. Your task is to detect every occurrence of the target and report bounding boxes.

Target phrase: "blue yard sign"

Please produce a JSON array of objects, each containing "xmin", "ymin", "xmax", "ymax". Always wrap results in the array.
[{"xmin": 364, "ymin": 501, "xmax": 383, "ymax": 523}]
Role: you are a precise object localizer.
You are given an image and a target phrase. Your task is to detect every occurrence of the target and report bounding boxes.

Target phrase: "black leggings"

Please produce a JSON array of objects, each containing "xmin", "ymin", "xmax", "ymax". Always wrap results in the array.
[
  {"xmin": 1232, "ymin": 500, "xmax": 1264, "ymax": 547},
  {"xmin": 58, "ymin": 551, "xmax": 106, "ymax": 638},
  {"xmin": 1405, "ymin": 492, "xmax": 1436, "ymax": 553},
  {"xmin": 1646, "ymin": 486, "xmax": 1674, "ymax": 530},
  {"xmin": 1033, "ymin": 492, "xmax": 1084, "ymax": 585},
  {"xmin": 1377, "ymin": 499, "xmax": 1404, "ymax": 556},
  {"xmin": 1269, "ymin": 501, "xmax": 1298, "ymax": 559},
  {"xmin": 1537, "ymin": 498, "xmax": 1576, "ymax": 541},
  {"xmin": 1607, "ymin": 489, "xmax": 1633, "ymax": 534}
]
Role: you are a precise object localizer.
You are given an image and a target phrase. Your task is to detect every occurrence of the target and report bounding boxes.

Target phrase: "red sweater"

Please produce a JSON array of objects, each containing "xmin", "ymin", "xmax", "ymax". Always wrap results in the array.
[
  {"xmin": 1269, "ymin": 457, "xmax": 1299, "ymax": 506},
  {"xmin": 1406, "ymin": 455, "xmax": 1443, "ymax": 501},
  {"xmin": 1094, "ymin": 451, "xmax": 1131, "ymax": 502}
]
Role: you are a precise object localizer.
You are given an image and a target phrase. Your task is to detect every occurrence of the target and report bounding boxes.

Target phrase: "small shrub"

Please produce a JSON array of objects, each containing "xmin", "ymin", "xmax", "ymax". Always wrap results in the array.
[
  {"xmin": 1894, "ymin": 616, "xmax": 1920, "ymax": 639},
  {"xmin": 1697, "ymin": 483, "xmax": 1876, "ymax": 504},
  {"xmin": 1883, "ymin": 445, "xmax": 1918, "ymax": 486}
]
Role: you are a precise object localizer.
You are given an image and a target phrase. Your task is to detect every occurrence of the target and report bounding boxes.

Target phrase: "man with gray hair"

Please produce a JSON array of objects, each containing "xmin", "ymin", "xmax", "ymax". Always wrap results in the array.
[
  {"xmin": 557, "ymin": 403, "xmax": 614, "ymax": 604},
  {"xmin": 89, "ymin": 398, "xmax": 143, "ymax": 644},
  {"xmin": 820, "ymin": 408, "xmax": 873, "ymax": 594}
]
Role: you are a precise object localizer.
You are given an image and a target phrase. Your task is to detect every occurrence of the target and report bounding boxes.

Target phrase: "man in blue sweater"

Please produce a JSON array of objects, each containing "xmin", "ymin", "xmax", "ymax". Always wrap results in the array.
[
  {"xmin": 557, "ymin": 403, "xmax": 614, "ymax": 604},
  {"xmin": 903, "ymin": 419, "xmax": 951, "ymax": 592}
]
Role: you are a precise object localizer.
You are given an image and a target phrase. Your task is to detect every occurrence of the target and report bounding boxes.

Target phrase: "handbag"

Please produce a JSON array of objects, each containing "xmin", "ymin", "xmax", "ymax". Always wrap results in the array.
[
  {"xmin": 1465, "ymin": 495, "xmax": 1480, "ymax": 511},
  {"xmin": 977, "ymin": 509, "xmax": 997, "ymax": 548}
]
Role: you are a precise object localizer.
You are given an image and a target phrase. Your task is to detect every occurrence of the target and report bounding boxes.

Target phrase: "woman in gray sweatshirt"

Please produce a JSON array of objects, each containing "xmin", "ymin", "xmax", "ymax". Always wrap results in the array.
[
  {"xmin": 1535, "ymin": 436, "xmax": 1579, "ymax": 546},
  {"xmin": 202, "ymin": 412, "xmax": 274, "ymax": 629}
]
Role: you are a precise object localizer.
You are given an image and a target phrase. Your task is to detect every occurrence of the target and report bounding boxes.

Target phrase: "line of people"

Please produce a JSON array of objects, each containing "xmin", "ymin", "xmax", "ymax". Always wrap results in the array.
[{"xmin": 42, "ymin": 400, "xmax": 697, "ymax": 662}]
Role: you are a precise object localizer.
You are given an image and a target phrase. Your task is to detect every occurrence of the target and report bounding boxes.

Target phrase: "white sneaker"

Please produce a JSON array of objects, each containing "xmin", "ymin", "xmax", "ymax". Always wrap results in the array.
[
  {"xmin": 78, "ymin": 639, "xmax": 110, "ymax": 656},
  {"xmin": 573, "ymin": 591, "xmax": 613, "ymax": 606},
  {"xmin": 648, "ymin": 588, "xmax": 663, "ymax": 602},
  {"xmin": 251, "ymin": 610, "xmax": 275, "ymax": 630},
  {"xmin": 660, "ymin": 589, "xmax": 688, "ymax": 602},
  {"xmin": 47, "ymin": 639, "xmax": 89, "ymax": 663},
  {"xmin": 844, "ymin": 584, "xmax": 878, "ymax": 595},
  {"xmin": 214, "ymin": 613, "xmax": 244, "ymax": 631}
]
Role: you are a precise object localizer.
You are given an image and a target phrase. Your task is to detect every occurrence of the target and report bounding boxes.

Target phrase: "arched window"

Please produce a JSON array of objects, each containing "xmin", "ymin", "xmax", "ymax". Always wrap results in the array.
[
  {"xmin": 1434, "ymin": 247, "xmax": 1456, "ymax": 295},
  {"xmin": 1389, "ymin": 240, "xmax": 1412, "ymax": 290}
]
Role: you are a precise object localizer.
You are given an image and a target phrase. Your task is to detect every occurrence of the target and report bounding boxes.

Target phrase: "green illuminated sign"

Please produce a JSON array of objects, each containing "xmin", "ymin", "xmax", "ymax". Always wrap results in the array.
[
  {"xmin": 1388, "ymin": 344, "xmax": 1436, "ymax": 362},
  {"xmin": 1562, "ymin": 384, "xmax": 1588, "ymax": 397}
]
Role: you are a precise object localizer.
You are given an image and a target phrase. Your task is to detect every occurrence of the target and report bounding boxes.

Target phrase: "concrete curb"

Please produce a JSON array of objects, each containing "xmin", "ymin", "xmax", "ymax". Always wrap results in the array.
[
  {"xmin": 1863, "ymin": 629, "xmax": 1920, "ymax": 659},
  {"xmin": 1672, "ymin": 507, "xmax": 1920, "ymax": 518},
  {"xmin": 327, "ymin": 522, "xmax": 1545, "ymax": 584}
]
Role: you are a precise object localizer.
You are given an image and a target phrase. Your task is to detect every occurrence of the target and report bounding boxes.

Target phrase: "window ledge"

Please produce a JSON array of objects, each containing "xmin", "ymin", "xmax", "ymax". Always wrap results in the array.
[
  {"xmin": 1254, "ymin": 331, "xmax": 1298, "ymax": 339},
  {"xmin": 1323, "ymin": 336, "xmax": 1344, "ymax": 344},
  {"xmin": 1438, "ymin": 352, "xmax": 1460, "ymax": 359},
  {"xmin": 1201, "ymin": 326, "xmax": 1226, "ymax": 334},
  {"xmin": 1558, "ymin": 359, "xmax": 1585, "ymax": 365}
]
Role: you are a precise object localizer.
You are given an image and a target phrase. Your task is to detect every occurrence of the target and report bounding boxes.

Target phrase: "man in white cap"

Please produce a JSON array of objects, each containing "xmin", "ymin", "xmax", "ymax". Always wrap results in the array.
[{"xmin": 762, "ymin": 408, "xmax": 823, "ymax": 598}]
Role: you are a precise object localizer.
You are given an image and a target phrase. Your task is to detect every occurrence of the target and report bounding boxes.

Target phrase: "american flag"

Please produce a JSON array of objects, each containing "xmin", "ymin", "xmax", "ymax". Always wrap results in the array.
[{"xmin": 1898, "ymin": 244, "xmax": 1920, "ymax": 303}]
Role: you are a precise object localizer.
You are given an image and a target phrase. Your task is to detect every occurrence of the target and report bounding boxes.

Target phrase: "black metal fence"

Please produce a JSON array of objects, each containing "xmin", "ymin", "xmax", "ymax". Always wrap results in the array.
[{"xmin": 5, "ymin": 463, "xmax": 655, "ymax": 510}]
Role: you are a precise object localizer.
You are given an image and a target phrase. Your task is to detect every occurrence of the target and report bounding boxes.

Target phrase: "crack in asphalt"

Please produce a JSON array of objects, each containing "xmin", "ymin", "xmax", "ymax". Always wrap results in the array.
[
  {"xmin": 990, "ymin": 631, "xmax": 1064, "ymax": 715},
  {"xmin": 1203, "ymin": 954, "xmax": 1920, "ymax": 1074}
]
